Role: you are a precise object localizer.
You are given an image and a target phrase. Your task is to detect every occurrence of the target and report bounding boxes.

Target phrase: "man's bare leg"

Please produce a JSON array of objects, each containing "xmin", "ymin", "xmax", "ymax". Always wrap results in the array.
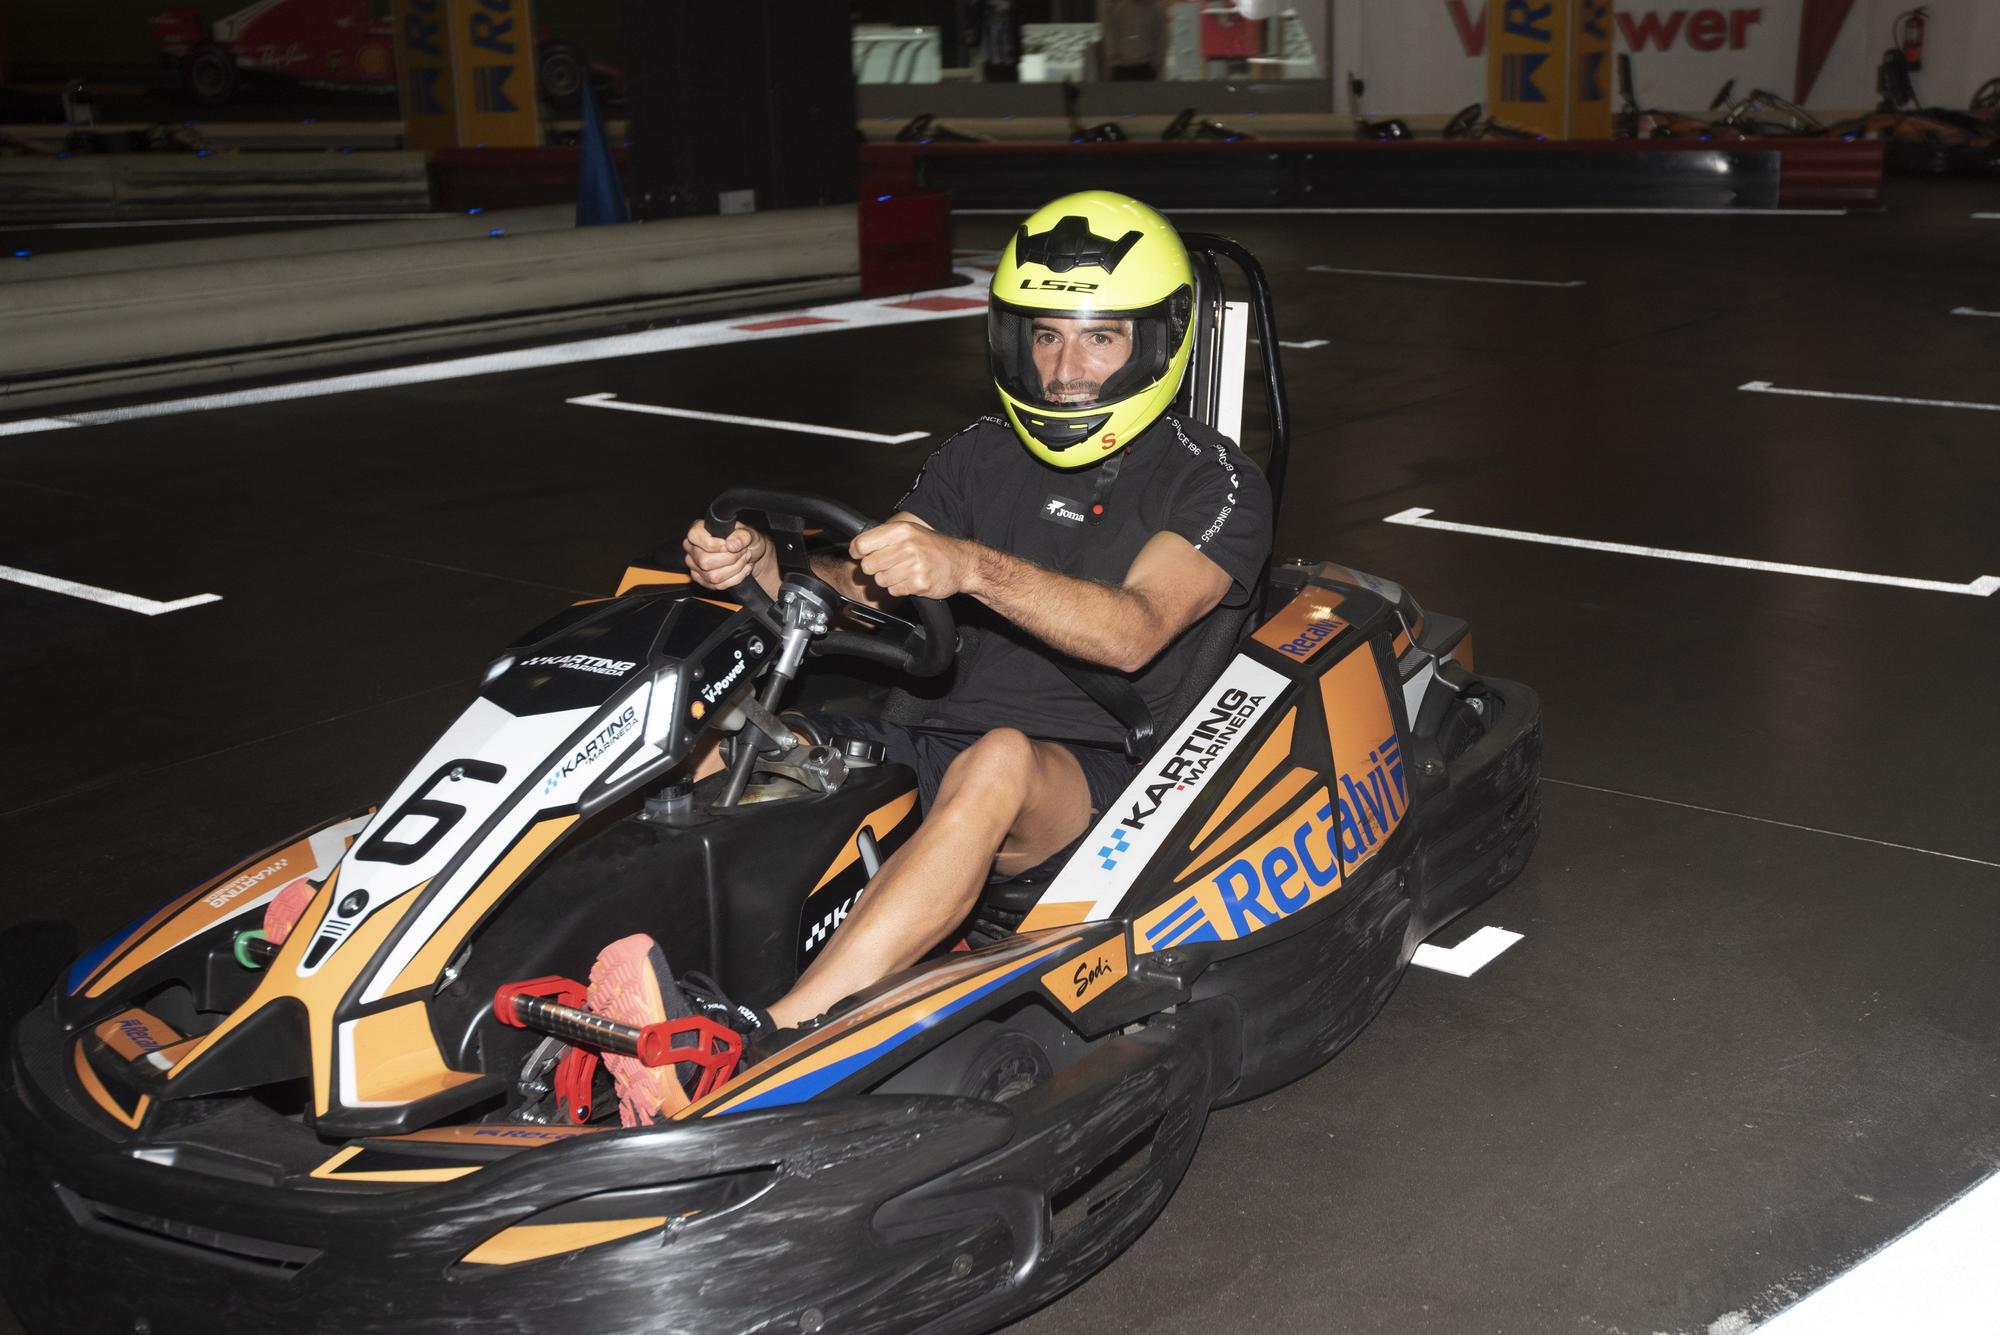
[{"xmin": 767, "ymin": 728, "xmax": 1092, "ymax": 1029}]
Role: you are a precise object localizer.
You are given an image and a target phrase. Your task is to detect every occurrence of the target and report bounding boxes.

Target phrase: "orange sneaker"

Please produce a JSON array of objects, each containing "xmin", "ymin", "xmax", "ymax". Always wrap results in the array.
[
  {"xmin": 262, "ymin": 876, "xmax": 317, "ymax": 946},
  {"xmin": 586, "ymin": 934, "xmax": 694, "ymax": 1126}
]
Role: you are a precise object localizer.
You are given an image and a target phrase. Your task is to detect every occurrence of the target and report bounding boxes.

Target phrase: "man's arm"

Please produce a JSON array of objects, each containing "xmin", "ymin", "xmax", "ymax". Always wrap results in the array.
[
  {"xmin": 808, "ymin": 512, "xmax": 931, "ymax": 607},
  {"xmin": 850, "ymin": 521, "xmax": 1231, "ymax": 675},
  {"xmin": 685, "ymin": 514, "xmax": 944, "ymax": 606}
]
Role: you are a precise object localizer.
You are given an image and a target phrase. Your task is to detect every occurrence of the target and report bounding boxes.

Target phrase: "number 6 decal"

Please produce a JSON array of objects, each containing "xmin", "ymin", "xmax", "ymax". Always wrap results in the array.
[{"xmin": 356, "ymin": 761, "xmax": 507, "ymax": 866}]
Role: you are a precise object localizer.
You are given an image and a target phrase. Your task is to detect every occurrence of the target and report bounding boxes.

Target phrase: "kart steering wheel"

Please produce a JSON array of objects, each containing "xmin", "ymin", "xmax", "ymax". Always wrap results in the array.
[
  {"xmin": 704, "ymin": 487, "xmax": 956, "ymax": 678},
  {"xmin": 1974, "ymin": 79, "xmax": 2000, "ymax": 113},
  {"xmin": 1444, "ymin": 103, "xmax": 1483, "ymax": 139}
]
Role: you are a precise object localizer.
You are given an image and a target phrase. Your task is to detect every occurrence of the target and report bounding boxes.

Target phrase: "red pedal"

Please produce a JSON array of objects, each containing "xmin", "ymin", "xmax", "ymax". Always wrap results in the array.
[{"xmin": 493, "ymin": 975, "xmax": 586, "ymax": 1026}]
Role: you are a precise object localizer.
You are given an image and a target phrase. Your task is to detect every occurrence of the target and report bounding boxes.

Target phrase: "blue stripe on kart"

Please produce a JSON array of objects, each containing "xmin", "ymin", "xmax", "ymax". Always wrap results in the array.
[
  {"xmin": 66, "ymin": 908, "xmax": 158, "ymax": 995},
  {"xmin": 722, "ymin": 953, "xmax": 1057, "ymax": 1115},
  {"xmin": 1163, "ymin": 919, "xmax": 1221, "ymax": 947},
  {"xmin": 1144, "ymin": 896, "xmax": 1203, "ymax": 943}
]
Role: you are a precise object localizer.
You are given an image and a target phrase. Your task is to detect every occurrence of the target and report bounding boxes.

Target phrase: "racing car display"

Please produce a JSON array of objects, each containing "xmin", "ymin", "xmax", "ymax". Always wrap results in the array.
[
  {"xmin": 0, "ymin": 238, "xmax": 1541, "ymax": 1335},
  {"xmin": 148, "ymin": 0, "xmax": 619, "ymax": 111}
]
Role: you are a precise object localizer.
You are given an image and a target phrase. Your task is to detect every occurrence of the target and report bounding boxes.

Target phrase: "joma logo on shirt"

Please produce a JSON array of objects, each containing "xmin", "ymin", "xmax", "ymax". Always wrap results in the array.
[{"xmin": 1041, "ymin": 495, "xmax": 1087, "ymax": 525}]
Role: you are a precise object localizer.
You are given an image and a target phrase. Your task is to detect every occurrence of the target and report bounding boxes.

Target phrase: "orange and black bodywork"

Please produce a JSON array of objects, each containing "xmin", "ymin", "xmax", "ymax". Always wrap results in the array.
[{"xmin": 0, "ymin": 544, "xmax": 1537, "ymax": 1335}]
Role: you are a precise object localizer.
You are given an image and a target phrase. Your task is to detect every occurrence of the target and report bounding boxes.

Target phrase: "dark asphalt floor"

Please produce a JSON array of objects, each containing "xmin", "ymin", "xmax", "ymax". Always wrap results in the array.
[{"xmin": 2, "ymin": 178, "xmax": 1997, "ymax": 1335}]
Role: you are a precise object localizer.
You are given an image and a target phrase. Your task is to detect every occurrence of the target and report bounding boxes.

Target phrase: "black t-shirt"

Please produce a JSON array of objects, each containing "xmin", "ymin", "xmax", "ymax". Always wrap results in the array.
[{"xmin": 895, "ymin": 410, "xmax": 1272, "ymax": 747}]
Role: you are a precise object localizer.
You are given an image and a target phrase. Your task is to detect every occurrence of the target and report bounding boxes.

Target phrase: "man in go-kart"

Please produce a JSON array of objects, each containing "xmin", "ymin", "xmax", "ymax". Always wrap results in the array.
[{"xmin": 588, "ymin": 191, "xmax": 1272, "ymax": 1125}]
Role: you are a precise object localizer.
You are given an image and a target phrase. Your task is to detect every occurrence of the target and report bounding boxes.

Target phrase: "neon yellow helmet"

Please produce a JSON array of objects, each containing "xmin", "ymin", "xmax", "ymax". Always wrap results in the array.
[{"xmin": 989, "ymin": 191, "xmax": 1195, "ymax": 469}]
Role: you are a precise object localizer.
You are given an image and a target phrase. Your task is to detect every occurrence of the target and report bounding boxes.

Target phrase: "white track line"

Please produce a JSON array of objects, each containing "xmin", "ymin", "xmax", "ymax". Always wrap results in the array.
[
  {"xmin": 1973, "ymin": 212, "xmax": 2000, "ymax": 219},
  {"xmin": 1310, "ymin": 264, "xmax": 1583, "ymax": 288},
  {"xmin": 0, "ymin": 417, "xmax": 78, "ymax": 437},
  {"xmin": 1383, "ymin": 507, "xmax": 2000, "ymax": 597},
  {"xmin": 0, "ymin": 563, "xmax": 221, "ymax": 616},
  {"xmin": 1411, "ymin": 925, "xmax": 1522, "ymax": 977},
  {"xmin": 957, "ymin": 207, "xmax": 1849, "ymax": 217},
  {"xmin": 1279, "ymin": 339, "xmax": 1328, "ymax": 349},
  {"xmin": 1751, "ymin": 1171, "xmax": 2000, "ymax": 1334},
  {"xmin": 29, "ymin": 213, "xmax": 465, "ymax": 229},
  {"xmin": 1950, "ymin": 306, "xmax": 2000, "ymax": 318},
  {"xmin": 0, "ymin": 274, "xmax": 993, "ymax": 440},
  {"xmin": 1739, "ymin": 380, "xmax": 2000, "ymax": 412},
  {"xmin": 1544, "ymin": 778, "xmax": 2000, "ymax": 870},
  {"xmin": 568, "ymin": 392, "xmax": 928, "ymax": 444}
]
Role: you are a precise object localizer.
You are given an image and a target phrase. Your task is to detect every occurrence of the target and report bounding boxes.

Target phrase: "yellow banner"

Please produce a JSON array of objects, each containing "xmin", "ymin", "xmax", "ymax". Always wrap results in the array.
[
  {"xmin": 1570, "ymin": 0, "xmax": 1614, "ymax": 139},
  {"xmin": 392, "ymin": 0, "xmax": 459, "ymax": 151},
  {"xmin": 393, "ymin": 0, "xmax": 540, "ymax": 150},
  {"xmin": 449, "ymin": 0, "xmax": 540, "ymax": 148},
  {"xmin": 1487, "ymin": 0, "xmax": 1569, "ymax": 139}
]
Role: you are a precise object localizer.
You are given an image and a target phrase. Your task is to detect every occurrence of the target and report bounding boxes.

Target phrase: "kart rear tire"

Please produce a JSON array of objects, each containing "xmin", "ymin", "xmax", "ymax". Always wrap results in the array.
[{"xmin": 183, "ymin": 45, "xmax": 237, "ymax": 106}]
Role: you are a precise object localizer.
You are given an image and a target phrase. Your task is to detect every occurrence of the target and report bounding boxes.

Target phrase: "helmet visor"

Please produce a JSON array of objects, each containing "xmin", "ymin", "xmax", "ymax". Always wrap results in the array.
[{"xmin": 988, "ymin": 288, "xmax": 1192, "ymax": 414}]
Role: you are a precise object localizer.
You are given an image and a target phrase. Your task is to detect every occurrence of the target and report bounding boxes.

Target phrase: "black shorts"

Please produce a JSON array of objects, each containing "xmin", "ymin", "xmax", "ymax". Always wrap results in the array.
[{"xmin": 798, "ymin": 712, "xmax": 1137, "ymax": 883}]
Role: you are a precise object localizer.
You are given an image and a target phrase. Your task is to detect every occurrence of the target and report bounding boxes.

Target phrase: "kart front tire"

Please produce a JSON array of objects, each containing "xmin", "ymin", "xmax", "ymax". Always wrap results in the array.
[{"xmin": 875, "ymin": 1020, "xmax": 1053, "ymax": 1103}]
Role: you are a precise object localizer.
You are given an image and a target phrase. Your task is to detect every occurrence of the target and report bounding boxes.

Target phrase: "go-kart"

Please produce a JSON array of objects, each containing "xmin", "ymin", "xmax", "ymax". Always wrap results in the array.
[
  {"xmin": 1822, "ymin": 49, "xmax": 2000, "ymax": 175},
  {"xmin": 0, "ymin": 237, "xmax": 1541, "ymax": 1335}
]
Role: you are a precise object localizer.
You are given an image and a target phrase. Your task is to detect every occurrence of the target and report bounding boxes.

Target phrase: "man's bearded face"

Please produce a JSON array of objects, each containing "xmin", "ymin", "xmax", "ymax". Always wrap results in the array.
[{"xmin": 1031, "ymin": 315, "xmax": 1134, "ymax": 406}]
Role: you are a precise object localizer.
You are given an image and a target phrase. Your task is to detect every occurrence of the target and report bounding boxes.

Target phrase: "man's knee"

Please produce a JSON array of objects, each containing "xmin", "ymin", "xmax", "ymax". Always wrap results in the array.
[{"xmin": 940, "ymin": 728, "xmax": 1036, "ymax": 804}]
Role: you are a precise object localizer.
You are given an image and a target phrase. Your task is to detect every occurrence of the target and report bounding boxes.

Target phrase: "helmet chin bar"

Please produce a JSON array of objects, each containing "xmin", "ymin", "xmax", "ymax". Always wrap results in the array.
[{"xmin": 1015, "ymin": 406, "xmax": 1113, "ymax": 449}]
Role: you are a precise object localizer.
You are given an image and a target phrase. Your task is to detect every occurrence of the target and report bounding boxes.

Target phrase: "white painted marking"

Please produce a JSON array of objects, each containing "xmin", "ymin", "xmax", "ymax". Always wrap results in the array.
[
  {"xmin": 1973, "ymin": 212, "xmax": 2000, "ymax": 219},
  {"xmin": 1739, "ymin": 380, "xmax": 2000, "ymax": 413},
  {"xmin": 958, "ymin": 207, "xmax": 1851, "ymax": 217},
  {"xmin": 1950, "ymin": 306, "xmax": 2000, "ymax": 318},
  {"xmin": 567, "ymin": 392, "xmax": 928, "ymax": 445},
  {"xmin": 32, "ymin": 213, "xmax": 465, "ymax": 229},
  {"xmin": 1411, "ymin": 925, "xmax": 1522, "ymax": 977},
  {"xmin": 1310, "ymin": 264, "xmax": 1583, "ymax": 289},
  {"xmin": 0, "ymin": 418, "xmax": 79, "ymax": 437},
  {"xmin": 1543, "ymin": 778, "xmax": 2000, "ymax": 871},
  {"xmin": 1751, "ymin": 1171, "xmax": 2000, "ymax": 1334},
  {"xmin": 0, "ymin": 563, "xmax": 222, "ymax": 616},
  {"xmin": 1385, "ymin": 507, "xmax": 2000, "ymax": 597},
  {"xmin": 0, "ymin": 267, "xmax": 995, "ymax": 440},
  {"xmin": 1279, "ymin": 339, "xmax": 1329, "ymax": 349}
]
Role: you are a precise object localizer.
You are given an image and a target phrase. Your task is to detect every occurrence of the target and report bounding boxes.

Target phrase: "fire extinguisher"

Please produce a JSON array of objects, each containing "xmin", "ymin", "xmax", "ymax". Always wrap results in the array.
[{"xmin": 1897, "ymin": 6, "xmax": 1927, "ymax": 74}]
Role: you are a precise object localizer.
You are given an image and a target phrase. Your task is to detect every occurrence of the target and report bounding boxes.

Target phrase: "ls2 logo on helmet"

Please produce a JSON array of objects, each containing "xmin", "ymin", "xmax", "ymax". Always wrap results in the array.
[{"xmin": 1020, "ymin": 278, "xmax": 1100, "ymax": 293}]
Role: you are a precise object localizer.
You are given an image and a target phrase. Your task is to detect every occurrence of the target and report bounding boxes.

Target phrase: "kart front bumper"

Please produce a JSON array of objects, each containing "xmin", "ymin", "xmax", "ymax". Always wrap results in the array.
[{"xmin": 0, "ymin": 997, "xmax": 1239, "ymax": 1335}]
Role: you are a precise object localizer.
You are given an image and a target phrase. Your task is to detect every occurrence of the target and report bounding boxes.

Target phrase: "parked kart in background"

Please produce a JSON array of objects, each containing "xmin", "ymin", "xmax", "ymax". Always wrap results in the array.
[
  {"xmin": 1162, "ymin": 107, "xmax": 1251, "ymax": 142},
  {"xmin": 0, "ymin": 235, "xmax": 1540, "ymax": 1335},
  {"xmin": 1971, "ymin": 78, "xmax": 2000, "ymax": 125},
  {"xmin": 1825, "ymin": 50, "xmax": 2000, "ymax": 175},
  {"xmin": 1716, "ymin": 88, "xmax": 1826, "ymax": 138},
  {"xmin": 1443, "ymin": 103, "xmax": 1545, "ymax": 141},
  {"xmin": 147, "ymin": 0, "xmax": 621, "ymax": 111},
  {"xmin": 896, "ymin": 111, "xmax": 989, "ymax": 144},
  {"xmin": 1616, "ymin": 63, "xmax": 1753, "ymax": 141}
]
